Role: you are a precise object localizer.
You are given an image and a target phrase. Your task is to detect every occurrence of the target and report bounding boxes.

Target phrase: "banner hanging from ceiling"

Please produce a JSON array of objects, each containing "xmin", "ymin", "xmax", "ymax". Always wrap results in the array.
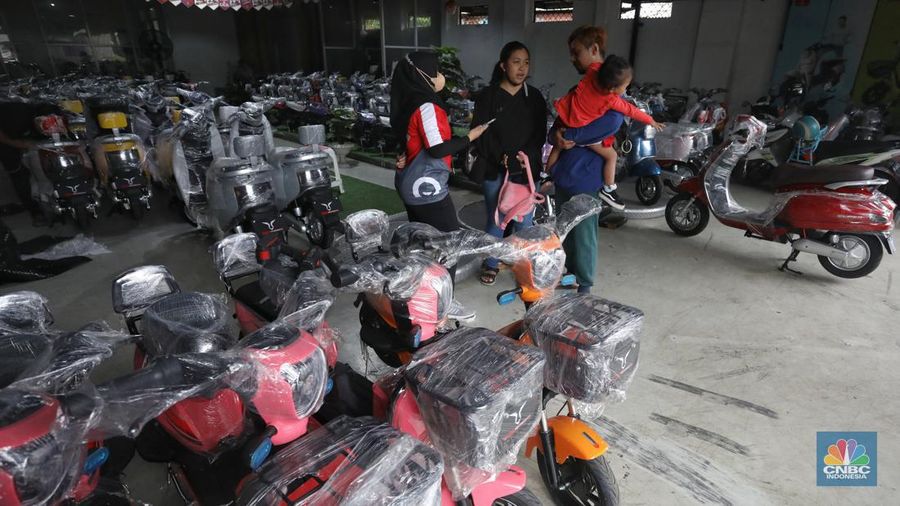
[{"xmin": 150, "ymin": 0, "xmax": 297, "ymax": 10}]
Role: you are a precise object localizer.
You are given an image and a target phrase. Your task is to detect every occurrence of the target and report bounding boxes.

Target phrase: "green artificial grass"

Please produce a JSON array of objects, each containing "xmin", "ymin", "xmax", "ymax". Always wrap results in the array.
[{"xmin": 339, "ymin": 175, "xmax": 405, "ymax": 217}]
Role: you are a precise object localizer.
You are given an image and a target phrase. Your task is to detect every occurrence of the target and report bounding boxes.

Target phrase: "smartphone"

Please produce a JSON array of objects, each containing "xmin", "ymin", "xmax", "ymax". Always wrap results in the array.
[{"xmin": 483, "ymin": 118, "xmax": 497, "ymax": 126}]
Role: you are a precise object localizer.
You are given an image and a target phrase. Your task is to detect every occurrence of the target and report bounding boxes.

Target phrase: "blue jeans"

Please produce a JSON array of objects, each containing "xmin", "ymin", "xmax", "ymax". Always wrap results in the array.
[{"xmin": 482, "ymin": 174, "xmax": 534, "ymax": 270}]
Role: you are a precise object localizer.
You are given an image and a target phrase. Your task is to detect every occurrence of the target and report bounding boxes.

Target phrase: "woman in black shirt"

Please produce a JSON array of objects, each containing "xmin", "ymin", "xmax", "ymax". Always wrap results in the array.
[{"xmin": 470, "ymin": 41, "xmax": 548, "ymax": 285}]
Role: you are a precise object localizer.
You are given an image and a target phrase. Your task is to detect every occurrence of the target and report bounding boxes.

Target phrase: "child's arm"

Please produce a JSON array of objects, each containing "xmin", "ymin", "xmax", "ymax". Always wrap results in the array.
[{"xmin": 608, "ymin": 95, "xmax": 665, "ymax": 129}]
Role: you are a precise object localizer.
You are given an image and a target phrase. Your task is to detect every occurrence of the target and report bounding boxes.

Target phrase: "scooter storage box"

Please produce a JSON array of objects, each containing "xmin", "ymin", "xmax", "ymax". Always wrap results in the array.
[
  {"xmin": 206, "ymin": 151, "xmax": 286, "ymax": 232},
  {"xmin": 403, "ymin": 327, "xmax": 544, "ymax": 495},
  {"xmin": 298, "ymin": 124, "xmax": 326, "ymax": 146},
  {"xmin": 271, "ymin": 147, "xmax": 332, "ymax": 203},
  {"xmin": 524, "ymin": 293, "xmax": 642, "ymax": 404},
  {"xmin": 141, "ymin": 292, "xmax": 236, "ymax": 357}
]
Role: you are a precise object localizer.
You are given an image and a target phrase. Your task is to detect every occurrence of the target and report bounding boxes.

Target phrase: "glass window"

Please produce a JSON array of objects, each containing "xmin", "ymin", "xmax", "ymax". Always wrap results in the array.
[
  {"xmin": 620, "ymin": 2, "xmax": 673, "ymax": 20},
  {"xmin": 415, "ymin": 0, "xmax": 439, "ymax": 47},
  {"xmin": 383, "ymin": 0, "xmax": 415, "ymax": 46},
  {"xmin": 534, "ymin": 0, "xmax": 574, "ymax": 23},
  {"xmin": 47, "ymin": 45, "xmax": 94, "ymax": 74},
  {"xmin": 459, "ymin": 5, "xmax": 489, "ymax": 26}
]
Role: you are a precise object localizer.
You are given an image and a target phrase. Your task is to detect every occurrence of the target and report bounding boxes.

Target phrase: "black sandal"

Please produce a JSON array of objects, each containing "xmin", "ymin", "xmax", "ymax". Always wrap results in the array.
[{"xmin": 480, "ymin": 264, "xmax": 499, "ymax": 286}]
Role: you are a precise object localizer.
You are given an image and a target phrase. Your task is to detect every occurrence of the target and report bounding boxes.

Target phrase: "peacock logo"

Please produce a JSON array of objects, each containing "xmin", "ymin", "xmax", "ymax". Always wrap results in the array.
[
  {"xmin": 818, "ymin": 432, "xmax": 876, "ymax": 486},
  {"xmin": 823, "ymin": 439, "xmax": 869, "ymax": 466}
]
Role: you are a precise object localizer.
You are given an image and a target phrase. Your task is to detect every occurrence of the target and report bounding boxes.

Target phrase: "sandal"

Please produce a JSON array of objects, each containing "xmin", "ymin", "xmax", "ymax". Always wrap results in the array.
[{"xmin": 480, "ymin": 264, "xmax": 499, "ymax": 286}]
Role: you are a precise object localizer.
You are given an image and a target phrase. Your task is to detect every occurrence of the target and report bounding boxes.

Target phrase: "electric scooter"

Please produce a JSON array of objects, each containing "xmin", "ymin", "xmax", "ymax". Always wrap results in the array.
[
  {"xmin": 90, "ymin": 112, "xmax": 152, "ymax": 220},
  {"xmin": 666, "ymin": 115, "xmax": 896, "ymax": 278},
  {"xmin": 22, "ymin": 115, "xmax": 100, "ymax": 229}
]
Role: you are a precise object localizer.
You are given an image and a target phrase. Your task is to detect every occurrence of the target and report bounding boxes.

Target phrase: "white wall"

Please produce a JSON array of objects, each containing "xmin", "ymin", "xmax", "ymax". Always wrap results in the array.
[
  {"xmin": 442, "ymin": 0, "xmax": 788, "ymax": 112},
  {"xmin": 162, "ymin": 5, "xmax": 240, "ymax": 87}
]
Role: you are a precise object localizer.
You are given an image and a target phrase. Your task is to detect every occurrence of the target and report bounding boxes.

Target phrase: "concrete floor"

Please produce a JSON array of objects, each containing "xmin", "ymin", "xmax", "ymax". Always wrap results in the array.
[{"xmin": 1, "ymin": 160, "xmax": 896, "ymax": 505}]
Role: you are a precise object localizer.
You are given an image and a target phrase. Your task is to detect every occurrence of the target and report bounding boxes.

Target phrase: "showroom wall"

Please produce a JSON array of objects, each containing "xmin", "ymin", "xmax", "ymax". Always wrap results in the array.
[
  {"xmin": 443, "ymin": 0, "xmax": 789, "ymax": 112},
  {"xmin": 163, "ymin": 6, "xmax": 240, "ymax": 87}
]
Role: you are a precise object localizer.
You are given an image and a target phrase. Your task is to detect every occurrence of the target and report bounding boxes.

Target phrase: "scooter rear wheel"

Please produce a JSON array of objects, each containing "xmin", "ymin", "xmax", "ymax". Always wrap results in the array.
[
  {"xmin": 536, "ymin": 453, "xmax": 619, "ymax": 506},
  {"xmin": 817, "ymin": 233, "xmax": 883, "ymax": 279},
  {"xmin": 665, "ymin": 193, "xmax": 709, "ymax": 236}
]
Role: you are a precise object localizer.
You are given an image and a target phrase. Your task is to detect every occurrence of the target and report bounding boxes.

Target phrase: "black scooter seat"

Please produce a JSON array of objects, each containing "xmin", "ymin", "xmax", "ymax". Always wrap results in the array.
[
  {"xmin": 814, "ymin": 140, "xmax": 900, "ymax": 162},
  {"xmin": 772, "ymin": 164, "xmax": 875, "ymax": 187}
]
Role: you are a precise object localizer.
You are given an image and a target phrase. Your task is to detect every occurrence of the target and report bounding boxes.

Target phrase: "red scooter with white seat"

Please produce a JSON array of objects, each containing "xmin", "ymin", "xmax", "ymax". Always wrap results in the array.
[{"xmin": 665, "ymin": 115, "xmax": 895, "ymax": 278}]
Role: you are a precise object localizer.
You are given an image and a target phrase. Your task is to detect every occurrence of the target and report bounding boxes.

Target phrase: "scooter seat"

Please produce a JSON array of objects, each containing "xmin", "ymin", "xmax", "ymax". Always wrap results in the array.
[
  {"xmin": 813, "ymin": 140, "xmax": 900, "ymax": 162},
  {"xmin": 771, "ymin": 164, "xmax": 875, "ymax": 188}
]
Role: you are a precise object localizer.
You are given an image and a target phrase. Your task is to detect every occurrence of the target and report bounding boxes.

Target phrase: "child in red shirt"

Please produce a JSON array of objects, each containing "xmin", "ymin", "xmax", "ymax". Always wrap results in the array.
[{"xmin": 548, "ymin": 55, "xmax": 664, "ymax": 209}]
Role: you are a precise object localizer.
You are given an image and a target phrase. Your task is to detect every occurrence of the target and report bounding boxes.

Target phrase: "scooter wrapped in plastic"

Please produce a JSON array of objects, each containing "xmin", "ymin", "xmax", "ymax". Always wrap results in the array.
[
  {"xmin": 111, "ymin": 265, "xmax": 181, "ymax": 317},
  {"xmin": 235, "ymin": 415, "xmax": 443, "ymax": 506},
  {"xmin": 525, "ymin": 293, "xmax": 642, "ymax": 417},
  {"xmin": 403, "ymin": 327, "xmax": 545, "ymax": 500},
  {"xmin": 344, "ymin": 209, "xmax": 391, "ymax": 257}
]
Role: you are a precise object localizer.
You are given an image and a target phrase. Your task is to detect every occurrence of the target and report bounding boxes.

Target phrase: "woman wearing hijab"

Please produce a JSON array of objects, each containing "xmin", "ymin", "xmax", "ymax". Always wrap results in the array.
[
  {"xmin": 390, "ymin": 51, "xmax": 489, "ymax": 321},
  {"xmin": 470, "ymin": 41, "xmax": 547, "ymax": 285},
  {"xmin": 390, "ymin": 51, "xmax": 489, "ymax": 232}
]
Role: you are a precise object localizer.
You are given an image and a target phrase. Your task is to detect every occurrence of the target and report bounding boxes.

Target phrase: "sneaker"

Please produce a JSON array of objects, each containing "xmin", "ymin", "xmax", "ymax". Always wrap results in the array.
[
  {"xmin": 447, "ymin": 299, "xmax": 476, "ymax": 322},
  {"xmin": 598, "ymin": 187, "xmax": 626, "ymax": 210}
]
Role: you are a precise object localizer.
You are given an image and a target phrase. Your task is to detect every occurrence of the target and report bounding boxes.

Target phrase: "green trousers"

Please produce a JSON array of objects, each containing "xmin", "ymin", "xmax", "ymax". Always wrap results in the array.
[{"xmin": 556, "ymin": 188, "xmax": 598, "ymax": 292}]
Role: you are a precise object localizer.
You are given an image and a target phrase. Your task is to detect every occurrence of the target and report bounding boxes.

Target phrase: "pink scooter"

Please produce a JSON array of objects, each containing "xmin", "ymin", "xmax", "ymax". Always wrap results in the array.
[{"xmin": 373, "ymin": 327, "xmax": 545, "ymax": 505}]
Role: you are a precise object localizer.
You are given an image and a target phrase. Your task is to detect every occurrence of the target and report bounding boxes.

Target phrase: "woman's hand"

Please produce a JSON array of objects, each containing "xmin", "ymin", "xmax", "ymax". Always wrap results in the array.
[
  {"xmin": 395, "ymin": 154, "xmax": 407, "ymax": 169},
  {"xmin": 553, "ymin": 127, "xmax": 576, "ymax": 150},
  {"xmin": 651, "ymin": 120, "xmax": 666, "ymax": 130},
  {"xmin": 467, "ymin": 122, "xmax": 490, "ymax": 142}
]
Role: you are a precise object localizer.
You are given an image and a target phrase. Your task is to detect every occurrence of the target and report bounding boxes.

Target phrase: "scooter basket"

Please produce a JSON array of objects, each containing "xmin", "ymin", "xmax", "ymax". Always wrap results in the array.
[
  {"xmin": 141, "ymin": 292, "xmax": 235, "ymax": 358},
  {"xmin": 403, "ymin": 328, "xmax": 544, "ymax": 497},
  {"xmin": 525, "ymin": 294, "xmax": 642, "ymax": 404}
]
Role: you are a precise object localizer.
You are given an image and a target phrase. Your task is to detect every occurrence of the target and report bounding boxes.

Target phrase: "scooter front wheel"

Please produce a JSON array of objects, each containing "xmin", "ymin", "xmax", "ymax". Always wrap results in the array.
[
  {"xmin": 665, "ymin": 193, "xmax": 709, "ymax": 236},
  {"xmin": 635, "ymin": 175, "xmax": 662, "ymax": 205},
  {"xmin": 492, "ymin": 486, "xmax": 543, "ymax": 506},
  {"xmin": 305, "ymin": 210, "xmax": 335, "ymax": 248},
  {"xmin": 536, "ymin": 453, "xmax": 619, "ymax": 506},
  {"xmin": 817, "ymin": 233, "xmax": 883, "ymax": 279}
]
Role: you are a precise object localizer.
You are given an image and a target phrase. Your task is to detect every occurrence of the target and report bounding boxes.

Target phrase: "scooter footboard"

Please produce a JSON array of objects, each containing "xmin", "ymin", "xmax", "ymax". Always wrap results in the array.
[{"xmin": 526, "ymin": 416, "xmax": 609, "ymax": 465}]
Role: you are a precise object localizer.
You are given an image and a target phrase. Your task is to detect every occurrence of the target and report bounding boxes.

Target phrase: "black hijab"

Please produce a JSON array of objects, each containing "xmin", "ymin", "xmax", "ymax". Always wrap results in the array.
[{"xmin": 390, "ymin": 51, "xmax": 446, "ymax": 144}]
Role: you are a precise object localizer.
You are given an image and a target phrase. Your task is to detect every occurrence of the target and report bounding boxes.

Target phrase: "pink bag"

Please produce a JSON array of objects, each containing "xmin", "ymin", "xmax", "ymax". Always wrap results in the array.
[{"xmin": 495, "ymin": 151, "xmax": 544, "ymax": 231}]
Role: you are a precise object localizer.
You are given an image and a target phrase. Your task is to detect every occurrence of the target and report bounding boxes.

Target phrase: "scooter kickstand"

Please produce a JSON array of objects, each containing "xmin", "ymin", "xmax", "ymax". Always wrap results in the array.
[{"xmin": 779, "ymin": 250, "xmax": 802, "ymax": 275}]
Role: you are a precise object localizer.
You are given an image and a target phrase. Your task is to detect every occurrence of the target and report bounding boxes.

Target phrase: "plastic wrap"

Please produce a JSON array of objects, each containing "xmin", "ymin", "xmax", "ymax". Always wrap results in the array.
[
  {"xmin": 343, "ymin": 209, "xmax": 390, "ymax": 257},
  {"xmin": 654, "ymin": 123, "xmax": 711, "ymax": 162},
  {"xmin": 0, "ymin": 291, "xmax": 53, "ymax": 335},
  {"xmin": 298, "ymin": 124, "xmax": 327, "ymax": 145},
  {"xmin": 19, "ymin": 234, "xmax": 111, "ymax": 261},
  {"xmin": 237, "ymin": 322, "xmax": 330, "ymax": 445},
  {"xmin": 403, "ymin": 327, "xmax": 545, "ymax": 499},
  {"xmin": 525, "ymin": 294, "xmax": 642, "ymax": 416},
  {"xmin": 10, "ymin": 325, "xmax": 127, "ymax": 395},
  {"xmin": 390, "ymin": 223, "xmax": 500, "ymax": 267},
  {"xmin": 94, "ymin": 352, "xmax": 253, "ymax": 439},
  {"xmin": 554, "ymin": 194, "xmax": 606, "ymax": 240},
  {"xmin": 236, "ymin": 415, "xmax": 442, "ymax": 506},
  {"xmin": 212, "ymin": 233, "xmax": 260, "ymax": 280},
  {"xmin": 704, "ymin": 116, "xmax": 775, "ymax": 224},
  {"xmin": 0, "ymin": 388, "xmax": 98, "ymax": 506},
  {"xmin": 112, "ymin": 265, "xmax": 181, "ymax": 316},
  {"xmin": 259, "ymin": 255, "xmax": 300, "ymax": 308},
  {"xmin": 140, "ymin": 292, "xmax": 236, "ymax": 358},
  {"xmin": 494, "ymin": 225, "xmax": 566, "ymax": 301},
  {"xmin": 278, "ymin": 270, "xmax": 337, "ymax": 330},
  {"xmin": 206, "ymin": 149, "xmax": 286, "ymax": 233},
  {"xmin": 91, "ymin": 133, "xmax": 147, "ymax": 183}
]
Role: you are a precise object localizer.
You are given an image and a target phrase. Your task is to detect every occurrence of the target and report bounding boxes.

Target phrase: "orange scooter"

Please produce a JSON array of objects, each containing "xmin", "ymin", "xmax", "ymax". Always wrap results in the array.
[{"xmin": 417, "ymin": 195, "xmax": 635, "ymax": 505}]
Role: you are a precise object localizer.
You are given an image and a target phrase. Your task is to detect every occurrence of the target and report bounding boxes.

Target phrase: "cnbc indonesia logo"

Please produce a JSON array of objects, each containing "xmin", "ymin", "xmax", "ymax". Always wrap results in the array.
[{"xmin": 817, "ymin": 432, "xmax": 877, "ymax": 486}]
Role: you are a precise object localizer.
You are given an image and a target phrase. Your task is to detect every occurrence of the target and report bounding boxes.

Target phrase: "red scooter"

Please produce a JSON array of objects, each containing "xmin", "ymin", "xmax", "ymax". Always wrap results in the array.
[{"xmin": 665, "ymin": 115, "xmax": 895, "ymax": 278}]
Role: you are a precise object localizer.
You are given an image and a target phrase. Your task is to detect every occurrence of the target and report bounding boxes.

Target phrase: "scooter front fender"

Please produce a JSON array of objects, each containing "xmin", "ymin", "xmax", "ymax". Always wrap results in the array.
[
  {"xmin": 631, "ymin": 157, "xmax": 662, "ymax": 177},
  {"xmin": 464, "ymin": 465, "xmax": 528, "ymax": 506},
  {"xmin": 526, "ymin": 416, "xmax": 609, "ymax": 465}
]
